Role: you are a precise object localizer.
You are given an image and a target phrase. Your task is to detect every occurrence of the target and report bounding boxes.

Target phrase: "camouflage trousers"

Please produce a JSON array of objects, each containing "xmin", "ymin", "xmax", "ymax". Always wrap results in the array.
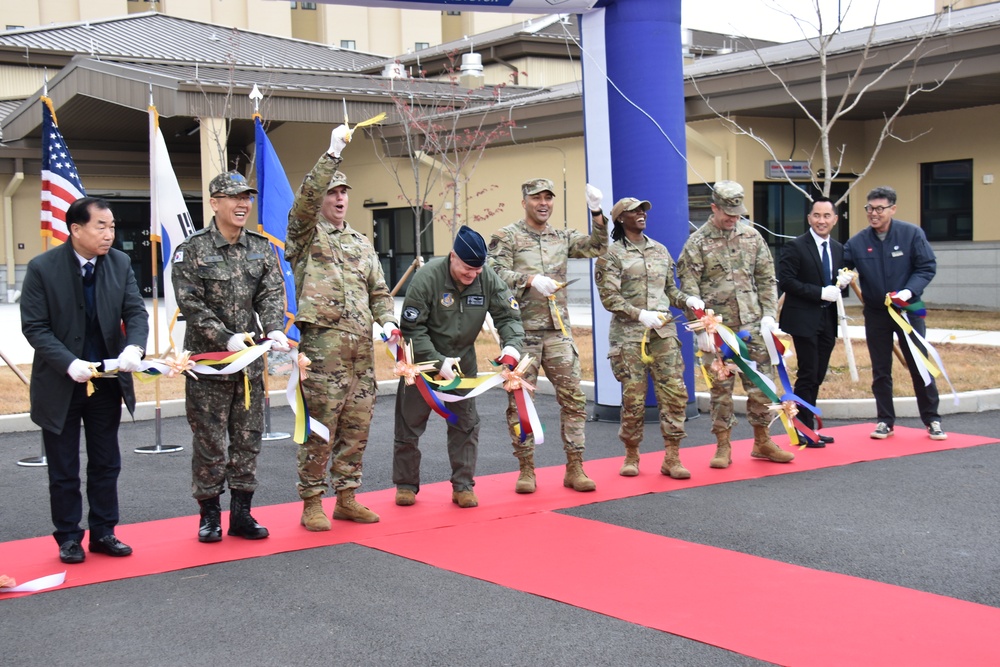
[
  {"xmin": 609, "ymin": 335, "xmax": 687, "ymax": 446},
  {"xmin": 706, "ymin": 329, "xmax": 774, "ymax": 432},
  {"xmin": 186, "ymin": 374, "xmax": 263, "ymax": 500},
  {"xmin": 297, "ymin": 327, "xmax": 377, "ymax": 498},
  {"xmin": 393, "ymin": 379, "xmax": 479, "ymax": 492},
  {"xmin": 508, "ymin": 329, "xmax": 587, "ymax": 457}
]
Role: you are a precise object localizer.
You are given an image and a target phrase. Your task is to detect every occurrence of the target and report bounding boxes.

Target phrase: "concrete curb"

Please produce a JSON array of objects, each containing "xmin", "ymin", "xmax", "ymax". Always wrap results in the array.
[{"xmin": 2, "ymin": 378, "xmax": 998, "ymax": 434}]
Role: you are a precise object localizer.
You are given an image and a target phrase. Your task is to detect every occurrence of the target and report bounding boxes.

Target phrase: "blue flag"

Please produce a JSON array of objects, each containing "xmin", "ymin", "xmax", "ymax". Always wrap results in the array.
[{"xmin": 254, "ymin": 116, "xmax": 299, "ymax": 341}]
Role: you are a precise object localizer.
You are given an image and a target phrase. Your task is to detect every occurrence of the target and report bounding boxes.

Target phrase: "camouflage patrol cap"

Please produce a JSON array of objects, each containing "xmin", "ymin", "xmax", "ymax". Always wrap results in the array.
[
  {"xmin": 521, "ymin": 178, "xmax": 556, "ymax": 198},
  {"xmin": 610, "ymin": 197, "xmax": 651, "ymax": 222},
  {"xmin": 327, "ymin": 171, "xmax": 352, "ymax": 191},
  {"xmin": 209, "ymin": 171, "xmax": 257, "ymax": 196},
  {"xmin": 712, "ymin": 180, "xmax": 747, "ymax": 216}
]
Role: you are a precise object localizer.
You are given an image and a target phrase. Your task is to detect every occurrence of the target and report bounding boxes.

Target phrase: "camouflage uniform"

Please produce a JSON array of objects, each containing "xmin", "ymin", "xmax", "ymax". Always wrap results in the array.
[
  {"xmin": 394, "ymin": 255, "xmax": 524, "ymax": 492},
  {"xmin": 596, "ymin": 234, "xmax": 691, "ymax": 445},
  {"xmin": 285, "ymin": 154, "xmax": 396, "ymax": 498},
  {"xmin": 676, "ymin": 217, "xmax": 779, "ymax": 433},
  {"xmin": 172, "ymin": 214, "xmax": 284, "ymax": 500},
  {"xmin": 487, "ymin": 184, "xmax": 607, "ymax": 457}
]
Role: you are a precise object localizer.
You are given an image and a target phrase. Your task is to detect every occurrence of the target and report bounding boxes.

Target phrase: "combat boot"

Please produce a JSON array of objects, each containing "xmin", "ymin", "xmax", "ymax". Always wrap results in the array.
[
  {"xmin": 333, "ymin": 489, "xmax": 380, "ymax": 523},
  {"xmin": 228, "ymin": 489, "xmax": 269, "ymax": 539},
  {"xmin": 515, "ymin": 453, "xmax": 536, "ymax": 493},
  {"xmin": 751, "ymin": 424, "xmax": 795, "ymax": 463},
  {"xmin": 660, "ymin": 440, "xmax": 691, "ymax": 479},
  {"xmin": 710, "ymin": 430, "xmax": 733, "ymax": 469},
  {"xmin": 563, "ymin": 451, "xmax": 597, "ymax": 492},
  {"xmin": 197, "ymin": 495, "xmax": 222, "ymax": 543},
  {"xmin": 452, "ymin": 489, "xmax": 479, "ymax": 508},
  {"xmin": 300, "ymin": 495, "xmax": 331, "ymax": 532},
  {"xmin": 619, "ymin": 446, "xmax": 640, "ymax": 477}
]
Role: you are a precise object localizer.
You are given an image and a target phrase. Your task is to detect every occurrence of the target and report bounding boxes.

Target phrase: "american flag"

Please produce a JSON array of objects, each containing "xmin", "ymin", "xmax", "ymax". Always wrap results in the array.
[{"xmin": 41, "ymin": 96, "xmax": 85, "ymax": 245}]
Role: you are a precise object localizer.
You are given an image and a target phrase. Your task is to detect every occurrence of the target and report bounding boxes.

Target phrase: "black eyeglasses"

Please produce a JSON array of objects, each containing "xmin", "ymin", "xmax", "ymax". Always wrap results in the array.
[
  {"xmin": 864, "ymin": 204, "xmax": 892, "ymax": 214},
  {"xmin": 213, "ymin": 194, "xmax": 255, "ymax": 204}
]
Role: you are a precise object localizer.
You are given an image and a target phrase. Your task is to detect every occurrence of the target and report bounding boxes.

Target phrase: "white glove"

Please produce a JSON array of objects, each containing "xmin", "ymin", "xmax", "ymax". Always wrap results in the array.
[
  {"xmin": 227, "ymin": 333, "xmax": 249, "ymax": 352},
  {"xmin": 328, "ymin": 124, "xmax": 351, "ymax": 158},
  {"xmin": 531, "ymin": 275, "xmax": 559, "ymax": 297},
  {"xmin": 585, "ymin": 184, "xmax": 603, "ymax": 212},
  {"xmin": 499, "ymin": 346, "xmax": 521, "ymax": 363},
  {"xmin": 820, "ymin": 285, "xmax": 840, "ymax": 303},
  {"xmin": 67, "ymin": 359, "xmax": 95, "ymax": 383},
  {"xmin": 685, "ymin": 295, "xmax": 705, "ymax": 311},
  {"xmin": 760, "ymin": 316, "xmax": 776, "ymax": 333},
  {"xmin": 438, "ymin": 357, "xmax": 461, "ymax": 381},
  {"xmin": 266, "ymin": 330, "xmax": 291, "ymax": 352},
  {"xmin": 381, "ymin": 322, "xmax": 402, "ymax": 345},
  {"xmin": 696, "ymin": 331, "xmax": 715, "ymax": 354},
  {"xmin": 117, "ymin": 345, "xmax": 143, "ymax": 373},
  {"xmin": 894, "ymin": 289, "xmax": 913, "ymax": 303},
  {"xmin": 638, "ymin": 310, "xmax": 665, "ymax": 329},
  {"xmin": 836, "ymin": 272, "xmax": 853, "ymax": 289}
]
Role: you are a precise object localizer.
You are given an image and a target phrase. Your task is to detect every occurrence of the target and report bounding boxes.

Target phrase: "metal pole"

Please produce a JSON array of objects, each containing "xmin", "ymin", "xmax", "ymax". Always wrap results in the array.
[
  {"xmin": 17, "ymin": 433, "xmax": 47, "ymax": 467},
  {"xmin": 261, "ymin": 353, "xmax": 289, "ymax": 441}
]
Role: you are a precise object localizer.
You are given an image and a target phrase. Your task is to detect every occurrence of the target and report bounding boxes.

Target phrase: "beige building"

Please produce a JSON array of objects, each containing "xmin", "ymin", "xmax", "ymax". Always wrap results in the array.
[
  {"xmin": 1, "ymin": 0, "xmax": 539, "ymax": 58},
  {"xmin": 1, "ymin": 5, "xmax": 998, "ymax": 309}
]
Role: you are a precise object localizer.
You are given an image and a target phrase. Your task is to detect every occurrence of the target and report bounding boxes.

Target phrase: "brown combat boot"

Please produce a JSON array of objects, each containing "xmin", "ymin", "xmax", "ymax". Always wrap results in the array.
[
  {"xmin": 710, "ymin": 430, "xmax": 733, "ymax": 469},
  {"xmin": 515, "ymin": 453, "xmax": 536, "ymax": 494},
  {"xmin": 333, "ymin": 489, "xmax": 380, "ymax": 523},
  {"xmin": 452, "ymin": 489, "xmax": 479, "ymax": 508},
  {"xmin": 660, "ymin": 440, "xmax": 691, "ymax": 479},
  {"xmin": 751, "ymin": 424, "xmax": 795, "ymax": 463},
  {"xmin": 619, "ymin": 446, "xmax": 640, "ymax": 477},
  {"xmin": 563, "ymin": 451, "xmax": 597, "ymax": 492},
  {"xmin": 300, "ymin": 495, "xmax": 331, "ymax": 532},
  {"xmin": 395, "ymin": 488, "xmax": 416, "ymax": 506}
]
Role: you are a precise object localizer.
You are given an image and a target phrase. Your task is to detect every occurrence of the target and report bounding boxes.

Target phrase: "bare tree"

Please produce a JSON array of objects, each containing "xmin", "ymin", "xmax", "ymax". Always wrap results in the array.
[
  {"xmin": 689, "ymin": 2, "xmax": 959, "ymax": 206},
  {"xmin": 373, "ymin": 53, "xmax": 517, "ymax": 258}
]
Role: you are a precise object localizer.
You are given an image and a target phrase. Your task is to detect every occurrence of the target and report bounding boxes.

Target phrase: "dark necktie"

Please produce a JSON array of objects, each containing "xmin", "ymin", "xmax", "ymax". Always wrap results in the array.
[
  {"xmin": 82, "ymin": 261, "xmax": 96, "ymax": 319},
  {"xmin": 821, "ymin": 241, "xmax": 832, "ymax": 285}
]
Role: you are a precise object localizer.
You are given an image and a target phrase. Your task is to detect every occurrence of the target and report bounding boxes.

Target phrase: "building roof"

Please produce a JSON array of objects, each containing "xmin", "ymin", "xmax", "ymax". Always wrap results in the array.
[{"xmin": 0, "ymin": 11, "xmax": 385, "ymax": 71}]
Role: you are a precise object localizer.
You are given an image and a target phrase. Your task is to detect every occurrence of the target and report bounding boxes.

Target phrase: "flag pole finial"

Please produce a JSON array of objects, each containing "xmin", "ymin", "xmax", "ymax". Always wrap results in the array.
[{"xmin": 249, "ymin": 83, "xmax": 263, "ymax": 115}]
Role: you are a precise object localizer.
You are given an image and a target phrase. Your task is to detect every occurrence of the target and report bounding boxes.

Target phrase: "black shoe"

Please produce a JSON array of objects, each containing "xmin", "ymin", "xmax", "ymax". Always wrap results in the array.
[
  {"xmin": 198, "ymin": 496, "xmax": 223, "ymax": 543},
  {"xmin": 89, "ymin": 535, "xmax": 133, "ymax": 557},
  {"xmin": 59, "ymin": 540, "xmax": 86, "ymax": 564},
  {"xmin": 796, "ymin": 430, "xmax": 826, "ymax": 448},
  {"xmin": 228, "ymin": 489, "xmax": 269, "ymax": 540},
  {"xmin": 871, "ymin": 422, "xmax": 894, "ymax": 439},
  {"xmin": 817, "ymin": 433, "xmax": 835, "ymax": 444}
]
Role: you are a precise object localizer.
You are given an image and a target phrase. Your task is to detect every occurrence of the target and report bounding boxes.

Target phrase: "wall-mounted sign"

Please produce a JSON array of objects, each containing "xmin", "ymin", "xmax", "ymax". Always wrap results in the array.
[{"xmin": 766, "ymin": 160, "xmax": 811, "ymax": 179}]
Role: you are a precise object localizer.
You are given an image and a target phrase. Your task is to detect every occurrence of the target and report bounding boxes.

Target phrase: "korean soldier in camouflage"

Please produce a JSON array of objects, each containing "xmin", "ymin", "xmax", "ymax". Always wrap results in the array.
[
  {"xmin": 675, "ymin": 180, "xmax": 794, "ymax": 467},
  {"xmin": 596, "ymin": 197, "xmax": 705, "ymax": 479},
  {"xmin": 172, "ymin": 170, "xmax": 289, "ymax": 543},
  {"xmin": 393, "ymin": 226, "xmax": 524, "ymax": 509},
  {"xmin": 285, "ymin": 124, "xmax": 399, "ymax": 531},
  {"xmin": 487, "ymin": 178, "xmax": 607, "ymax": 494}
]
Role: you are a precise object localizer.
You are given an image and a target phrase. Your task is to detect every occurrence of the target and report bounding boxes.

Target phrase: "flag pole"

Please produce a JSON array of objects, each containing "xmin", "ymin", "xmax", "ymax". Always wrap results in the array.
[
  {"xmin": 135, "ymin": 90, "xmax": 182, "ymax": 455},
  {"xmin": 251, "ymin": 85, "xmax": 290, "ymax": 442}
]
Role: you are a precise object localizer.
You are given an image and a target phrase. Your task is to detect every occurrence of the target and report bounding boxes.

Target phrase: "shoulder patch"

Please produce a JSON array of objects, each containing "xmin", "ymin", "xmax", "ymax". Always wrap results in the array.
[
  {"xmin": 508, "ymin": 295, "xmax": 519, "ymax": 310},
  {"xmin": 402, "ymin": 306, "xmax": 420, "ymax": 322},
  {"xmin": 173, "ymin": 250, "xmax": 184, "ymax": 263},
  {"xmin": 488, "ymin": 237, "xmax": 500, "ymax": 251}
]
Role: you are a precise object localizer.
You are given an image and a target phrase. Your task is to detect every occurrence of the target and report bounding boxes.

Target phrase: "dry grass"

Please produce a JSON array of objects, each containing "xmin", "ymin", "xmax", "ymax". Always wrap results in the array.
[{"xmin": 0, "ymin": 310, "xmax": 994, "ymax": 415}]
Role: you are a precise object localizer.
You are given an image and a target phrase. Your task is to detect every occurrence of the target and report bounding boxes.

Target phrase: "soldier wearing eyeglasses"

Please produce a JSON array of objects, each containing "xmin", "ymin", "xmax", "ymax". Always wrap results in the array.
[
  {"xmin": 171, "ymin": 170, "xmax": 289, "ymax": 544},
  {"xmin": 843, "ymin": 185, "xmax": 945, "ymax": 442}
]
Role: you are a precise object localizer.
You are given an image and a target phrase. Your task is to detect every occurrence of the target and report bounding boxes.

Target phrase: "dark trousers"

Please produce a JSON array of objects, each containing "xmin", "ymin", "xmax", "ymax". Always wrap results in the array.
[
  {"xmin": 42, "ymin": 379, "xmax": 123, "ymax": 545},
  {"xmin": 791, "ymin": 308, "xmax": 838, "ymax": 430},
  {"xmin": 392, "ymin": 379, "xmax": 479, "ymax": 492},
  {"xmin": 864, "ymin": 306, "xmax": 940, "ymax": 427}
]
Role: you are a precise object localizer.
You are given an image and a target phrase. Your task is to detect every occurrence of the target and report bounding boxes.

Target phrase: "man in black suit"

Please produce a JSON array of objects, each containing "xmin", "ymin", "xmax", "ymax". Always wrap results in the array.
[
  {"xmin": 21, "ymin": 197, "xmax": 149, "ymax": 564},
  {"xmin": 777, "ymin": 197, "xmax": 851, "ymax": 447}
]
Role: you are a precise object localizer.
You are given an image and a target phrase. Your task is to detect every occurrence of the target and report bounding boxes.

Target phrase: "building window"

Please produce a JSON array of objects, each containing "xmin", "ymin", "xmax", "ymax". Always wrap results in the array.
[
  {"xmin": 414, "ymin": 42, "xmax": 430, "ymax": 51},
  {"xmin": 921, "ymin": 159, "xmax": 973, "ymax": 241},
  {"xmin": 6, "ymin": 25, "xmax": 25, "ymax": 30},
  {"xmin": 301, "ymin": 2, "xmax": 317, "ymax": 9},
  {"xmin": 340, "ymin": 40, "xmax": 356, "ymax": 49},
  {"xmin": 445, "ymin": 11, "xmax": 461, "ymax": 16},
  {"xmin": 289, "ymin": 1, "xmax": 296, "ymax": 7}
]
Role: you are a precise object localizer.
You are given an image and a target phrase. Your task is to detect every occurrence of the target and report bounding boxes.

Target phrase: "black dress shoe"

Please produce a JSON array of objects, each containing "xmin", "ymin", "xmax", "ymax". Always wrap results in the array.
[
  {"xmin": 796, "ymin": 431, "xmax": 826, "ymax": 448},
  {"xmin": 89, "ymin": 535, "xmax": 133, "ymax": 557},
  {"xmin": 817, "ymin": 433, "xmax": 835, "ymax": 444},
  {"xmin": 59, "ymin": 540, "xmax": 86, "ymax": 564}
]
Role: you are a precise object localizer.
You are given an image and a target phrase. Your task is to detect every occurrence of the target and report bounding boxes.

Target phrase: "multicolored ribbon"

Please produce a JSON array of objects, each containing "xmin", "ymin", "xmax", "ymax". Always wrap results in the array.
[
  {"xmin": 885, "ymin": 292, "xmax": 958, "ymax": 404},
  {"xmin": 761, "ymin": 321, "xmax": 821, "ymax": 446},
  {"xmin": 492, "ymin": 355, "xmax": 544, "ymax": 444}
]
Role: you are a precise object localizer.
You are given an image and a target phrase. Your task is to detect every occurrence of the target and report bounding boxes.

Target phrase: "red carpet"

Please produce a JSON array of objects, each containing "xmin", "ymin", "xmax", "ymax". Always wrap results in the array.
[{"xmin": 2, "ymin": 425, "xmax": 998, "ymax": 662}]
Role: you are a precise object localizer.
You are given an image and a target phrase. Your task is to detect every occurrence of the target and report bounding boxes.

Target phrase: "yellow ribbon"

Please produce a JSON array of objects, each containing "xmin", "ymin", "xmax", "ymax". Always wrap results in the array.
[
  {"xmin": 884, "ymin": 295, "xmax": 940, "ymax": 378},
  {"xmin": 548, "ymin": 294, "xmax": 568, "ymax": 337}
]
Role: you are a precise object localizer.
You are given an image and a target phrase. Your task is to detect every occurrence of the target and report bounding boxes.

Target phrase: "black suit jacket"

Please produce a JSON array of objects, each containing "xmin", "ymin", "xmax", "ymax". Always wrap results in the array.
[
  {"xmin": 777, "ymin": 232, "xmax": 845, "ymax": 338},
  {"xmin": 21, "ymin": 242, "xmax": 149, "ymax": 434}
]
